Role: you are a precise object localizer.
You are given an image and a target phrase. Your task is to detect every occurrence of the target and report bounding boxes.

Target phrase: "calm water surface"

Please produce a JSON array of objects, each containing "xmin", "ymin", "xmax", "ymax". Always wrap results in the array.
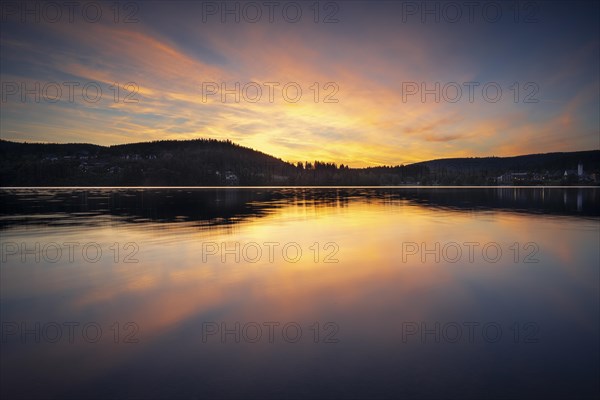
[{"xmin": 1, "ymin": 188, "xmax": 598, "ymax": 399}]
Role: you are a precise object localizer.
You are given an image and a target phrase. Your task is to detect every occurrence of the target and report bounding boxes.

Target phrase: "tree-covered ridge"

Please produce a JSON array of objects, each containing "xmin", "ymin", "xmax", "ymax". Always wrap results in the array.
[{"xmin": 0, "ymin": 139, "xmax": 598, "ymax": 186}]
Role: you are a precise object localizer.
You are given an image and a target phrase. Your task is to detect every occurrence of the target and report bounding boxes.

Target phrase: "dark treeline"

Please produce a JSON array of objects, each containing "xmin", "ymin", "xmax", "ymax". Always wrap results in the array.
[
  {"xmin": 0, "ymin": 139, "xmax": 598, "ymax": 186},
  {"xmin": 415, "ymin": 150, "xmax": 600, "ymax": 185}
]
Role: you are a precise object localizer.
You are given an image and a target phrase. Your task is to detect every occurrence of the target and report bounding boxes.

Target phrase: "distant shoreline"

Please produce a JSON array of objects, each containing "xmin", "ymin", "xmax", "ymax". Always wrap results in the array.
[
  {"xmin": 2, "ymin": 139, "xmax": 598, "ymax": 186},
  {"xmin": 2, "ymin": 186, "xmax": 599, "ymax": 190}
]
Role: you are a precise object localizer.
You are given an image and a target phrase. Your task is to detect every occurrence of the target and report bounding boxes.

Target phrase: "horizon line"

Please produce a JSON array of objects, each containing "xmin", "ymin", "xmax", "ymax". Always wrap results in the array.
[{"xmin": 2, "ymin": 138, "xmax": 599, "ymax": 168}]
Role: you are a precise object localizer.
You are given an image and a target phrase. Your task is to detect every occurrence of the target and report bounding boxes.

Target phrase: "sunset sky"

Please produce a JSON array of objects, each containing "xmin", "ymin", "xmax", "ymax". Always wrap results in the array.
[{"xmin": 1, "ymin": 0, "xmax": 598, "ymax": 167}]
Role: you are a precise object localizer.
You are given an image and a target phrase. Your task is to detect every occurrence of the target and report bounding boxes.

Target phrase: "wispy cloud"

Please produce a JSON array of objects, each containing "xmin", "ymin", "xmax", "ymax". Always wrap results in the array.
[{"xmin": 1, "ymin": 1, "xmax": 598, "ymax": 166}]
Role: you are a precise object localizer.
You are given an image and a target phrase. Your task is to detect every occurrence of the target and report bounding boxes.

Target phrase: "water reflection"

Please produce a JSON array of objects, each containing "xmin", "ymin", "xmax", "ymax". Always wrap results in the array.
[
  {"xmin": 1, "ymin": 187, "xmax": 598, "ymax": 231},
  {"xmin": 1, "ymin": 188, "xmax": 598, "ymax": 399}
]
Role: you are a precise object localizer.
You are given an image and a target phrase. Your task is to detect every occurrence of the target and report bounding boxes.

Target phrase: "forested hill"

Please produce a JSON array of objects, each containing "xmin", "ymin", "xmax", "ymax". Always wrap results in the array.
[
  {"xmin": 412, "ymin": 150, "xmax": 599, "ymax": 184},
  {"xmin": 0, "ymin": 139, "xmax": 297, "ymax": 186},
  {"xmin": 0, "ymin": 139, "xmax": 598, "ymax": 186},
  {"xmin": 1, "ymin": 138, "xmax": 414, "ymax": 186},
  {"xmin": 414, "ymin": 151, "xmax": 599, "ymax": 173}
]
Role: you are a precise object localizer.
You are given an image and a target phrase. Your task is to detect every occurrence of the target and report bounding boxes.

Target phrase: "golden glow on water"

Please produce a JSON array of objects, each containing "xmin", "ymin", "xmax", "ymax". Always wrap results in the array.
[
  {"xmin": 3, "ymin": 198, "xmax": 597, "ymax": 335},
  {"xmin": 1, "ymin": 189, "xmax": 598, "ymax": 399}
]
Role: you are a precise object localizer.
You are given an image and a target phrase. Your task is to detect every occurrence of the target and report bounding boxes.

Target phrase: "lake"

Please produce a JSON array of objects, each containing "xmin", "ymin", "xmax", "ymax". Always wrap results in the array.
[{"xmin": 1, "ymin": 187, "xmax": 598, "ymax": 399}]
